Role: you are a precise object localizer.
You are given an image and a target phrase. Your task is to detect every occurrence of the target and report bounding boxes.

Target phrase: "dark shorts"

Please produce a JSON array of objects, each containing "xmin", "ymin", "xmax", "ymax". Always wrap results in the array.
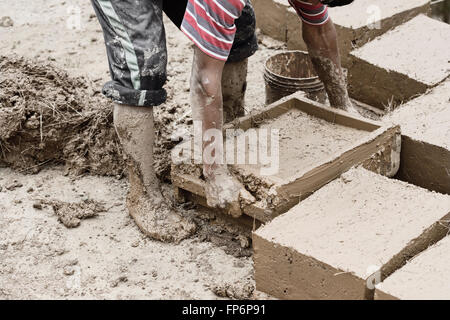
[{"xmin": 91, "ymin": 0, "xmax": 258, "ymax": 107}]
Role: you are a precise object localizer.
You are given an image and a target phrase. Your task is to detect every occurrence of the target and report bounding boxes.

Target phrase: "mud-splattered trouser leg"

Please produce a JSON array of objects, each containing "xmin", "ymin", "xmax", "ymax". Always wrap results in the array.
[
  {"xmin": 90, "ymin": 0, "xmax": 168, "ymax": 107},
  {"xmin": 91, "ymin": 0, "xmax": 257, "ymax": 108}
]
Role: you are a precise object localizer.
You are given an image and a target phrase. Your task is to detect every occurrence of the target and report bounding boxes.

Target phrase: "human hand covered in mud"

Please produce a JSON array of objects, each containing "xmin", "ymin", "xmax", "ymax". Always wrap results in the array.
[{"xmin": 203, "ymin": 165, "xmax": 255, "ymax": 218}]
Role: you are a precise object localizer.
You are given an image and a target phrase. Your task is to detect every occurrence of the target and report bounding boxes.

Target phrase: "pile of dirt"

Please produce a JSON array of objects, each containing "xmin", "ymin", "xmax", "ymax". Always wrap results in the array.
[
  {"xmin": 0, "ymin": 55, "xmax": 125, "ymax": 176},
  {"xmin": 0, "ymin": 55, "xmax": 192, "ymax": 181}
]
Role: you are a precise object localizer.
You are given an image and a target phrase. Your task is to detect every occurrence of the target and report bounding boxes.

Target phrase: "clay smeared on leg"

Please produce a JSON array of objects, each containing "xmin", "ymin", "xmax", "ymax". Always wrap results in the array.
[
  {"xmin": 301, "ymin": 8, "xmax": 357, "ymax": 113},
  {"xmin": 308, "ymin": 53, "xmax": 355, "ymax": 112},
  {"xmin": 190, "ymin": 48, "xmax": 255, "ymax": 217},
  {"xmin": 114, "ymin": 103, "xmax": 196, "ymax": 243}
]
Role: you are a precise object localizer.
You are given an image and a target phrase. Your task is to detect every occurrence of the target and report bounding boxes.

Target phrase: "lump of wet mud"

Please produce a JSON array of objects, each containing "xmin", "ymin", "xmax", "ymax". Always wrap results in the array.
[
  {"xmin": 210, "ymin": 280, "xmax": 255, "ymax": 300},
  {"xmin": 0, "ymin": 16, "xmax": 13, "ymax": 28},
  {"xmin": 188, "ymin": 209, "xmax": 253, "ymax": 258},
  {"xmin": 47, "ymin": 199, "xmax": 106, "ymax": 228},
  {"xmin": 0, "ymin": 55, "xmax": 125, "ymax": 176},
  {"xmin": 5, "ymin": 180, "xmax": 23, "ymax": 191}
]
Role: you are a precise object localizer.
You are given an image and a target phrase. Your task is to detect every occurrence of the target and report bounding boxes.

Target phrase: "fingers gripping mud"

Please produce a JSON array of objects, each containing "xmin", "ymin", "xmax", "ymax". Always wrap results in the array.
[{"xmin": 204, "ymin": 167, "xmax": 256, "ymax": 218}]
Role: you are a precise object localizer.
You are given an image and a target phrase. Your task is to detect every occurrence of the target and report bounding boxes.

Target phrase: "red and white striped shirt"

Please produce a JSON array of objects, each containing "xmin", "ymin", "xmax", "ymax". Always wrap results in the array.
[
  {"xmin": 181, "ymin": 0, "xmax": 247, "ymax": 61},
  {"xmin": 288, "ymin": 0, "xmax": 330, "ymax": 26},
  {"xmin": 181, "ymin": 0, "xmax": 329, "ymax": 61}
]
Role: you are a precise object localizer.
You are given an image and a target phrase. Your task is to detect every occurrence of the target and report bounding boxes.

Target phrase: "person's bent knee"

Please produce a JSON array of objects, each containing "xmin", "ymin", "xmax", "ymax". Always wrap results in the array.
[{"xmin": 192, "ymin": 71, "xmax": 221, "ymax": 100}]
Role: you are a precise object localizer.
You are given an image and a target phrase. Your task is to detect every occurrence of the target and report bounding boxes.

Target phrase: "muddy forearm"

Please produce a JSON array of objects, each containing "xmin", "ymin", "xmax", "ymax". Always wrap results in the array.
[{"xmin": 200, "ymin": 87, "xmax": 224, "ymax": 178}]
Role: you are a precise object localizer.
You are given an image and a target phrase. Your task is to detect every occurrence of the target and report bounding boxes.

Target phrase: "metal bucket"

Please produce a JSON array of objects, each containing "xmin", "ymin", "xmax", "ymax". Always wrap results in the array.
[{"xmin": 264, "ymin": 51, "xmax": 327, "ymax": 105}]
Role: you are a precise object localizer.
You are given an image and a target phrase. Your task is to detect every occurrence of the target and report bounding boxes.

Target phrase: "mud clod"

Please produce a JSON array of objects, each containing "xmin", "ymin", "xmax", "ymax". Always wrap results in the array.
[
  {"xmin": 210, "ymin": 280, "xmax": 255, "ymax": 300},
  {"xmin": 5, "ymin": 181, "xmax": 23, "ymax": 191},
  {"xmin": 32, "ymin": 202, "xmax": 43, "ymax": 210},
  {"xmin": 47, "ymin": 199, "xmax": 106, "ymax": 228},
  {"xmin": 190, "ymin": 208, "xmax": 253, "ymax": 258},
  {"xmin": 0, "ymin": 16, "xmax": 13, "ymax": 27}
]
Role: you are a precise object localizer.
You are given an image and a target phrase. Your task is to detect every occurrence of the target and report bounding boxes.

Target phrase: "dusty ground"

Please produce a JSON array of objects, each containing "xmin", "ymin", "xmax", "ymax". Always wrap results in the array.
[
  {"xmin": 0, "ymin": 0, "xmax": 282, "ymax": 299},
  {"xmin": 0, "ymin": 167, "xmax": 257, "ymax": 299}
]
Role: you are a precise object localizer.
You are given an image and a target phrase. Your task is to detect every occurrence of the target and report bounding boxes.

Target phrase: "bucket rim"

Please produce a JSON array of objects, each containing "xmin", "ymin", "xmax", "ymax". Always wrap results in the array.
[
  {"xmin": 263, "ymin": 73, "xmax": 323, "ymax": 86},
  {"xmin": 264, "ymin": 50, "xmax": 320, "ymax": 82}
]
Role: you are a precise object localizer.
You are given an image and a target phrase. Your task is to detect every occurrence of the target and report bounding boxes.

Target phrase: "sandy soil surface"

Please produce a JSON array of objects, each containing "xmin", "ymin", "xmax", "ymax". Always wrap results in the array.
[
  {"xmin": 0, "ymin": 0, "xmax": 283, "ymax": 299},
  {"xmin": 0, "ymin": 167, "xmax": 257, "ymax": 299}
]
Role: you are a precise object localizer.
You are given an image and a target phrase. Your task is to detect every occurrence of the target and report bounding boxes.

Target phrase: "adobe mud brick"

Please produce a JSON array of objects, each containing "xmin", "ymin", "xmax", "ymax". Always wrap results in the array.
[
  {"xmin": 253, "ymin": 168, "xmax": 450, "ymax": 300},
  {"xmin": 348, "ymin": 15, "xmax": 450, "ymax": 110},
  {"xmin": 376, "ymin": 236, "xmax": 450, "ymax": 300},
  {"xmin": 253, "ymin": 0, "xmax": 430, "ymax": 66},
  {"xmin": 172, "ymin": 94, "xmax": 401, "ymax": 223},
  {"xmin": 385, "ymin": 80, "xmax": 450, "ymax": 194}
]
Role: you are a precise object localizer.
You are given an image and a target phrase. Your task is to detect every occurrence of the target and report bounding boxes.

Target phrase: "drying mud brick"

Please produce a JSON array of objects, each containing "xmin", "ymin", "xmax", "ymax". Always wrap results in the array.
[
  {"xmin": 172, "ymin": 93, "xmax": 401, "ymax": 223},
  {"xmin": 253, "ymin": 168, "xmax": 450, "ymax": 300},
  {"xmin": 376, "ymin": 236, "xmax": 450, "ymax": 300},
  {"xmin": 385, "ymin": 80, "xmax": 450, "ymax": 195},
  {"xmin": 348, "ymin": 14, "xmax": 450, "ymax": 110},
  {"xmin": 253, "ymin": 0, "xmax": 430, "ymax": 66}
]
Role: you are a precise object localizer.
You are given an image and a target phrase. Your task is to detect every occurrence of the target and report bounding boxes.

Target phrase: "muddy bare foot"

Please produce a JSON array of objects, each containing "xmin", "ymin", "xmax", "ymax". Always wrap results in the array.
[
  {"xmin": 113, "ymin": 103, "xmax": 196, "ymax": 243},
  {"xmin": 204, "ymin": 166, "xmax": 255, "ymax": 218},
  {"xmin": 127, "ymin": 193, "xmax": 196, "ymax": 244},
  {"xmin": 127, "ymin": 167, "xmax": 196, "ymax": 244}
]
